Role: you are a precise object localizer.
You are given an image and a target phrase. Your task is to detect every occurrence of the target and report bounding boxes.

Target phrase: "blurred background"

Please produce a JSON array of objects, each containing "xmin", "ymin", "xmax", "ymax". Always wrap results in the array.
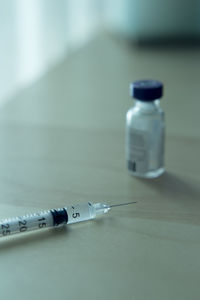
[{"xmin": 0, "ymin": 0, "xmax": 200, "ymax": 105}]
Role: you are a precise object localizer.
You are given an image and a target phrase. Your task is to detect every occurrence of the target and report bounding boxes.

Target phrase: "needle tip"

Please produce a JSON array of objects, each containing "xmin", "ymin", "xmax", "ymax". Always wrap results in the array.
[{"xmin": 109, "ymin": 201, "xmax": 137, "ymax": 208}]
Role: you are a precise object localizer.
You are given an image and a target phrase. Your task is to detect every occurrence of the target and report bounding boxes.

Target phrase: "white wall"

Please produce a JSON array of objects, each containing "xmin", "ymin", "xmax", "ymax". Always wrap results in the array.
[{"xmin": 0, "ymin": 0, "xmax": 101, "ymax": 104}]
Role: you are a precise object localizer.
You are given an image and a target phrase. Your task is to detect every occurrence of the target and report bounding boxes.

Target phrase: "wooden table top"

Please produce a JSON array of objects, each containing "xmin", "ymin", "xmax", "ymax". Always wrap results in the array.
[{"xmin": 0, "ymin": 34, "xmax": 199, "ymax": 300}]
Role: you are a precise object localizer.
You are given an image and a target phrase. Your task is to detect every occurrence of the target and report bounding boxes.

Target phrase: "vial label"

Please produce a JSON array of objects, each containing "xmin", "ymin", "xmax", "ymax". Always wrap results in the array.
[{"xmin": 126, "ymin": 128, "xmax": 148, "ymax": 173}]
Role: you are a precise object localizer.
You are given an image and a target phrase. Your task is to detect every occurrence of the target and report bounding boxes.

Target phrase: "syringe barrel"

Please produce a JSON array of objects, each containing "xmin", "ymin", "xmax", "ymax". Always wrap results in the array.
[
  {"xmin": 65, "ymin": 202, "xmax": 96, "ymax": 224},
  {"xmin": 0, "ymin": 202, "xmax": 106, "ymax": 238},
  {"xmin": 0, "ymin": 210, "xmax": 54, "ymax": 237},
  {"xmin": 0, "ymin": 203, "xmax": 96, "ymax": 237}
]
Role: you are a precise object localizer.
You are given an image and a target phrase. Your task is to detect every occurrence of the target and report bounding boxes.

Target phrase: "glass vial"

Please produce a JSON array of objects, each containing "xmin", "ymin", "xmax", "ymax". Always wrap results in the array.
[{"xmin": 126, "ymin": 80, "xmax": 165, "ymax": 178}]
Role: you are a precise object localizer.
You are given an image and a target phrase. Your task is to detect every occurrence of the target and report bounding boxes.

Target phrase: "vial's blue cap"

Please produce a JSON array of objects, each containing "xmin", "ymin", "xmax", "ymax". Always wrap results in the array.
[{"xmin": 130, "ymin": 80, "xmax": 163, "ymax": 101}]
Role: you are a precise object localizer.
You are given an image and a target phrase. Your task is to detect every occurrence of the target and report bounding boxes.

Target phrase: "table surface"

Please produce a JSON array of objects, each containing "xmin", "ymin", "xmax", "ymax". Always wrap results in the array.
[{"xmin": 0, "ymin": 34, "xmax": 200, "ymax": 300}]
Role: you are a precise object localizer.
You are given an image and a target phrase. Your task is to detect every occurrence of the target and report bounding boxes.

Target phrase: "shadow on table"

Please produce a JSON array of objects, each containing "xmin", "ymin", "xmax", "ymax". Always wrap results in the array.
[
  {"xmin": 138, "ymin": 171, "xmax": 200, "ymax": 201},
  {"xmin": 127, "ymin": 171, "xmax": 200, "ymax": 225},
  {"xmin": 0, "ymin": 225, "xmax": 68, "ymax": 252}
]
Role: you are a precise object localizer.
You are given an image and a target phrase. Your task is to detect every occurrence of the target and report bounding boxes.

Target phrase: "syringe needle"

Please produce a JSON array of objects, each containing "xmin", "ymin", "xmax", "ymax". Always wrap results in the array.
[{"xmin": 109, "ymin": 201, "xmax": 137, "ymax": 208}]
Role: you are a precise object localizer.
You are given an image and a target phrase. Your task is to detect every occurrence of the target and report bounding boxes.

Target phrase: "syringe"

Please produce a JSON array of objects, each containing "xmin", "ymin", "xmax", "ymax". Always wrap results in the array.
[{"xmin": 0, "ymin": 201, "xmax": 136, "ymax": 238}]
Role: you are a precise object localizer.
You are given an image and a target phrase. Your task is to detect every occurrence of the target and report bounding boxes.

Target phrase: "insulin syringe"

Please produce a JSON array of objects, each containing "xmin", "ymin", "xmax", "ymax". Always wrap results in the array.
[{"xmin": 0, "ymin": 201, "xmax": 137, "ymax": 238}]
